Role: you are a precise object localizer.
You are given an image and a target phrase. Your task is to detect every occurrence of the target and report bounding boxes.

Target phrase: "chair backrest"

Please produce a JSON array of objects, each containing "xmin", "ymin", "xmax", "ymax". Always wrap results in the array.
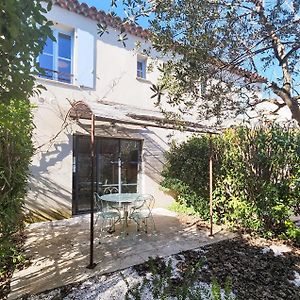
[
  {"xmin": 103, "ymin": 186, "xmax": 119, "ymax": 194},
  {"xmin": 94, "ymin": 192, "xmax": 104, "ymax": 212},
  {"xmin": 145, "ymin": 194, "xmax": 155, "ymax": 210},
  {"xmin": 139, "ymin": 194, "xmax": 155, "ymax": 209},
  {"xmin": 94, "ymin": 191, "xmax": 121, "ymax": 212},
  {"xmin": 131, "ymin": 194, "xmax": 155, "ymax": 214}
]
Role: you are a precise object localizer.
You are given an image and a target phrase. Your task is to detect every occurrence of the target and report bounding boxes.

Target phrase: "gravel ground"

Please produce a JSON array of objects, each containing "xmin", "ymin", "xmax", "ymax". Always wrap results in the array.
[{"xmin": 20, "ymin": 237, "xmax": 300, "ymax": 300}]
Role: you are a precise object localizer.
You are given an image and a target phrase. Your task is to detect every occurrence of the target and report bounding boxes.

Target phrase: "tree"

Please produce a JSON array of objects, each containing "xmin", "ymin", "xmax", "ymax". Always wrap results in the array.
[
  {"xmin": 105, "ymin": 0, "xmax": 300, "ymax": 125},
  {"xmin": 0, "ymin": 1, "xmax": 52, "ymax": 292},
  {"xmin": 0, "ymin": 0, "xmax": 53, "ymax": 102}
]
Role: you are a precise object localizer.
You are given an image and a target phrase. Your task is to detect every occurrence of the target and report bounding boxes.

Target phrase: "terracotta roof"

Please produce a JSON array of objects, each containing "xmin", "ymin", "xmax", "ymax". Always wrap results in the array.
[
  {"xmin": 52, "ymin": 0, "xmax": 150, "ymax": 39},
  {"xmin": 52, "ymin": 0, "xmax": 266, "ymax": 84},
  {"xmin": 213, "ymin": 59, "xmax": 267, "ymax": 83},
  {"xmin": 228, "ymin": 64, "xmax": 267, "ymax": 83}
]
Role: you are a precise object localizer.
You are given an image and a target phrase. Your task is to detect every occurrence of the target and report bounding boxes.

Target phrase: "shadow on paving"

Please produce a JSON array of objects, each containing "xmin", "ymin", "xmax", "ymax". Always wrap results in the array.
[
  {"xmin": 15, "ymin": 237, "xmax": 300, "ymax": 300},
  {"xmin": 8, "ymin": 209, "xmax": 235, "ymax": 299}
]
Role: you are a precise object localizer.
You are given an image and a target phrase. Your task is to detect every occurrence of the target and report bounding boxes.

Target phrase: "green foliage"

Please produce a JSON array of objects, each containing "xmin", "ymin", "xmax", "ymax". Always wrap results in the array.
[
  {"xmin": 162, "ymin": 136, "xmax": 213, "ymax": 219},
  {"xmin": 0, "ymin": 2, "xmax": 52, "ymax": 294},
  {"xmin": 105, "ymin": 1, "xmax": 300, "ymax": 125},
  {"xmin": 125, "ymin": 256, "xmax": 233, "ymax": 300},
  {"xmin": 169, "ymin": 201, "xmax": 200, "ymax": 217},
  {"xmin": 162, "ymin": 125, "xmax": 300, "ymax": 244},
  {"xmin": 0, "ymin": 99, "xmax": 34, "ymax": 286},
  {"xmin": 149, "ymin": 0, "xmax": 300, "ymax": 125},
  {"xmin": 0, "ymin": 0, "xmax": 53, "ymax": 102}
]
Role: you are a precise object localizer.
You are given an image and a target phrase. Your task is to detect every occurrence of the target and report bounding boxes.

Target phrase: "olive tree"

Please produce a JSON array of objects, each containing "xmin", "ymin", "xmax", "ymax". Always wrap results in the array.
[{"xmin": 104, "ymin": 0, "xmax": 300, "ymax": 125}]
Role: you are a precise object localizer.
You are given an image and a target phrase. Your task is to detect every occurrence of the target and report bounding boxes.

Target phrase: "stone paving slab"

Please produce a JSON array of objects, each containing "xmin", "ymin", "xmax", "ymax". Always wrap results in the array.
[{"xmin": 8, "ymin": 208, "xmax": 236, "ymax": 299}]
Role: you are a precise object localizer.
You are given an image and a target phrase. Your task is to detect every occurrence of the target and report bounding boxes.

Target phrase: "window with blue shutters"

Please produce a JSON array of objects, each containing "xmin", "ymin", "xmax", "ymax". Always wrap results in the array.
[
  {"xmin": 137, "ymin": 56, "xmax": 147, "ymax": 79},
  {"xmin": 39, "ymin": 29, "xmax": 73, "ymax": 84},
  {"xmin": 76, "ymin": 29, "xmax": 95, "ymax": 89}
]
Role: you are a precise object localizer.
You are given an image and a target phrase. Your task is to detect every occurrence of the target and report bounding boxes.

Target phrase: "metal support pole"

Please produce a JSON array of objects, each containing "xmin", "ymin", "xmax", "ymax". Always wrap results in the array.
[
  {"xmin": 87, "ymin": 114, "xmax": 96, "ymax": 269},
  {"xmin": 118, "ymin": 157, "xmax": 122, "ymax": 194},
  {"xmin": 209, "ymin": 134, "xmax": 213, "ymax": 236}
]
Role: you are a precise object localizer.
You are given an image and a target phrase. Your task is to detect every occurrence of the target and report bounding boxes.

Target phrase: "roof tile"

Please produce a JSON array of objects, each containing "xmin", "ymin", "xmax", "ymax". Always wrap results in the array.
[
  {"xmin": 52, "ymin": 0, "xmax": 150, "ymax": 39},
  {"xmin": 52, "ymin": 0, "xmax": 267, "ymax": 83}
]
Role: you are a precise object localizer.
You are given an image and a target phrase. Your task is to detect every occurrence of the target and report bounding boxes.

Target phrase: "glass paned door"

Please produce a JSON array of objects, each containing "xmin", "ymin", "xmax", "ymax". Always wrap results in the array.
[
  {"xmin": 97, "ymin": 139, "xmax": 119, "ymax": 194},
  {"xmin": 73, "ymin": 136, "xmax": 141, "ymax": 214},
  {"xmin": 121, "ymin": 140, "xmax": 139, "ymax": 193},
  {"xmin": 72, "ymin": 135, "xmax": 92, "ymax": 213}
]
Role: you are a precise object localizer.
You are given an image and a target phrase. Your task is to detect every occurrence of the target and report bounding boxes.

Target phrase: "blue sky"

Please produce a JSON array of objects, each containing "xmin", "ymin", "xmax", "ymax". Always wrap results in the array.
[
  {"xmin": 79, "ymin": 0, "xmax": 299, "ymax": 94},
  {"xmin": 79, "ymin": 0, "xmax": 151, "ymax": 28},
  {"xmin": 79, "ymin": 0, "xmax": 113, "ymax": 13}
]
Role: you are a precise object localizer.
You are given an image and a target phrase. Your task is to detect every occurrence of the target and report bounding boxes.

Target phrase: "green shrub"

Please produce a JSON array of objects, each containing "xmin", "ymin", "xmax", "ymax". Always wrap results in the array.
[
  {"xmin": 125, "ymin": 256, "xmax": 233, "ymax": 300},
  {"xmin": 0, "ymin": 99, "xmax": 34, "ymax": 280},
  {"xmin": 162, "ymin": 124, "xmax": 300, "ymax": 243},
  {"xmin": 162, "ymin": 136, "xmax": 218, "ymax": 220}
]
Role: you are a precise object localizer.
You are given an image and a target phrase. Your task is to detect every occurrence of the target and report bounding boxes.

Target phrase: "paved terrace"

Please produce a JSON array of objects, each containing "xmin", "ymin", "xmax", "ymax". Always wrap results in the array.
[{"xmin": 9, "ymin": 208, "xmax": 236, "ymax": 299}]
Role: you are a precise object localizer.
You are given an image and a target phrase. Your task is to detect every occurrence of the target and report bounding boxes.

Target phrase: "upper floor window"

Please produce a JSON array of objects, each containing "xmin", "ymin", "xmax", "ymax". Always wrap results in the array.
[
  {"xmin": 137, "ymin": 56, "xmax": 147, "ymax": 79},
  {"xmin": 39, "ymin": 29, "xmax": 73, "ymax": 84}
]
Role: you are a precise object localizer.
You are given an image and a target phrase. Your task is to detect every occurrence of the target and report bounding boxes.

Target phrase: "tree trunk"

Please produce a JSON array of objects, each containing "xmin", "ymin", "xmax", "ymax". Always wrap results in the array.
[{"xmin": 271, "ymin": 83, "xmax": 300, "ymax": 126}]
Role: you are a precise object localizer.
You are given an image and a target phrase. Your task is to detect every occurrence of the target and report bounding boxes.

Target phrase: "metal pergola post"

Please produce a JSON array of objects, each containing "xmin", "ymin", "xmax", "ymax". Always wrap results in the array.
[
  {"xmin": 87, "ymin": 113, "xmax": 96, "ymax": 269},
  {"xmin": 68, "ymin": 100, "xmax": 221, "ymax": 264},
  {"xmin": 209, "ymin": 133, "xmax": 213, "ymax": 236}
]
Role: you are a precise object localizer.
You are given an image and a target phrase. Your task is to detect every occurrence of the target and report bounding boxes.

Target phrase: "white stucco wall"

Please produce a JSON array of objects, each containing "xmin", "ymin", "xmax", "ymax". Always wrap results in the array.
[
  {"xmin": 27, "ymin": 4, "xmax": 184, "ymax": 221},
  {"xmin": 42, "ymin": 4, "xmax": 161, "ymax": 109}
]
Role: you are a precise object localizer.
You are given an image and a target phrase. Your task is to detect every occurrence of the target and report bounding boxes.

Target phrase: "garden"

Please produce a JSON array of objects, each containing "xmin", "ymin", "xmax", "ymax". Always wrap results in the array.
[
  {"xmin": 162, "ymin": 125, "xmax": 300, "ymax": 245},
  {"xmin": 4, "ymin": 124, "xmax": 300, "ymax": 300},
  {"xmin": 16, "ymin": 237, "xmax": 300, "ymax": 300},
  {"xmin": 1, "ymin": 1, "xmax": 300, "ymax": 299}
]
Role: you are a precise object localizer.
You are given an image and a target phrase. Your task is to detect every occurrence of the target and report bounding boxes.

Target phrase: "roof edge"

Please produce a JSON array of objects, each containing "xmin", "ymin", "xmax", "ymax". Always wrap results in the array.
[
  {"xmin": 52, "ymin": 0, "xmax": 150, "ymax": 39},
  {"xmin": 52, "ymin": 0, "xmax": 267, "ymax": 84}
]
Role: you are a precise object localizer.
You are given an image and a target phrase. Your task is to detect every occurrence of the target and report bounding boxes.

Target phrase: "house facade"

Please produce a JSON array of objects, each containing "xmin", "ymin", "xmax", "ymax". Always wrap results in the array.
[{"xmin": 28, "ymin": 0, "xmax": 201, "ymax": 221}]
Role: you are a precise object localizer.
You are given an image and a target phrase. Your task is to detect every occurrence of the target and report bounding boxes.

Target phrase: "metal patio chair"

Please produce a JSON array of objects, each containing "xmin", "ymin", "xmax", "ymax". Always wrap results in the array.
[
  {"xmin": 129, "ymin": 194, "xmax": 156, "ymax": 233},
  {"xmin": 103, "ymin": 186, "xmax": 119, "ymax": 194},
  {"xmin": 94, "ymin": 192, "xmax": 121, "ymax": 236}
]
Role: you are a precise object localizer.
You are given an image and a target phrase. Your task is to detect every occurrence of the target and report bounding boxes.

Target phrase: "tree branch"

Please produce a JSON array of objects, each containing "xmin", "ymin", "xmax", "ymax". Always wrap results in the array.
[
  {"xmin": 251, "ymin": 0, "xmax": 292, "ymax": 94},
  {"xmin": 280, "ymin": 43, "xmax": 300, "ymax": 65},
  {"xmin": 270, "ymin": 82, "xmax": 300, "ymax": 125}
]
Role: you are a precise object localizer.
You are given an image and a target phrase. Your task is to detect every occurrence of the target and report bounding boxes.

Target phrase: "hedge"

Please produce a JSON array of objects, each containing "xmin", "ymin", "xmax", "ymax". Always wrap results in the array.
[
  {"xmin": 162, "ymin": 125, "xmax": 300, "ymax": 243},
  {"xmin": 0, "ymin": 99, "xmax": 34, "ymax": 280}
]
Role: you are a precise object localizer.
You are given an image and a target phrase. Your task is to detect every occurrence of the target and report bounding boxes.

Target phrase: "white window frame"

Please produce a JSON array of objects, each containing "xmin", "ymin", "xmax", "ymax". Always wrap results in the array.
[
  {"xmin": 39, "ymin": 28, "xmax": 74, "ymax": 84},
  {"xmin": 137, "ymin": 56, "xmax": 147, "ymax": 79}
]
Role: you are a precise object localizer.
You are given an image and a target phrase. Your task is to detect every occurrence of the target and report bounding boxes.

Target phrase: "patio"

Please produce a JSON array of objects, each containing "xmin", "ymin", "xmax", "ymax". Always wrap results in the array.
[{"xmin": 8, "ymin": 208, "xmax": 235, "ymax": 299}]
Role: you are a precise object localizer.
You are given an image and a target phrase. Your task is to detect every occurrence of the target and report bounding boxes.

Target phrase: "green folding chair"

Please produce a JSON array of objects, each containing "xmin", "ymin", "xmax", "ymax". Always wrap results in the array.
[
  {"xmin": 94, "ymin": 192, "xmax": 121, "ymax": 236},
  {"xmin": 129, "ymin": 194, "xmax": 156, "ymax": 233}
]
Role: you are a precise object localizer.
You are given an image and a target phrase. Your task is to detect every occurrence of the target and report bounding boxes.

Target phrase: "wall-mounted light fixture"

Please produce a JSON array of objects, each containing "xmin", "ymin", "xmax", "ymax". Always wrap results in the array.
[{"xmin": 110, "ymin": 122, "xmax": 117, "ymax": 133}]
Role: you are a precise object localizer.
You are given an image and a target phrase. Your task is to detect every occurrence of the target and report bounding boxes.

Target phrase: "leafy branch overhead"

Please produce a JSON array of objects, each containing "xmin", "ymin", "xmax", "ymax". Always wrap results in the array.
[
  {"xmin": 0, "ymin": 0, "xmax": 53, "ymax": 102},
  {"xmin": 104, "ymin": 0, "xmax": 300, "ymax": 125}
]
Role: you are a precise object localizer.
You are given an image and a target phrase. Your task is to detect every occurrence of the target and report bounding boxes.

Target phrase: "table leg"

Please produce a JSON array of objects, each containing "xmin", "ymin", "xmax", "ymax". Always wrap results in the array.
[{"xmin": 121, "ymin": 204, "xmax": 130, "ymax": 236}]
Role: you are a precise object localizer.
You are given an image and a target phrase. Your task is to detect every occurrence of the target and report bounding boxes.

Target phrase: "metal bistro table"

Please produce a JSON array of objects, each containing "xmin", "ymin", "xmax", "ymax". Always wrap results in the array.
[{"xmin": 100, "ymin": 193, "xmax": 140, "ymax": 235}]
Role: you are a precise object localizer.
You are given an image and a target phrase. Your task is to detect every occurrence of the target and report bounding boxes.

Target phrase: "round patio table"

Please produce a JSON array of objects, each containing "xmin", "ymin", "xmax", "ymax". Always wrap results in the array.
[
  {"xmin": 100, "ymin": 193, "xmax": 141, "ymax": 234},
  {"xmin": 100, "ymin": 193, "xmax": 140, "ymax": 204}
]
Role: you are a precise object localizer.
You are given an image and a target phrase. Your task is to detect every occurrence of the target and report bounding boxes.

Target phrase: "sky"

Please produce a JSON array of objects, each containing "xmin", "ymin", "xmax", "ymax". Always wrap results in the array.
[
  {"xmin": 79, "ymin": 0, "xmax": 299, "ymax": 96},
  {"xmin": 79, "ymin": 0, "xmax": 151, "ymax": 28},
  {"xmin": 79, "ymin": 0, "xmax": 116, "ymax": 13}
]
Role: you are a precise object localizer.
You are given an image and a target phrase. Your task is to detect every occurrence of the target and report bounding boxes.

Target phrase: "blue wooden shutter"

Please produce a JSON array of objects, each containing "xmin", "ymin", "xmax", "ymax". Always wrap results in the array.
[{"xmin": 76, "ymin": 29, "xmax": 94, "ymax": 88}]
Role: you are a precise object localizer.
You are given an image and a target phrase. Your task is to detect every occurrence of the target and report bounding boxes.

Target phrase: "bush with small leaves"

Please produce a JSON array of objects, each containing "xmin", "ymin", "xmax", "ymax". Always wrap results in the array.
[{"xmin": 162, "ymin": 124, "xmax": 300, "ymax": 244}]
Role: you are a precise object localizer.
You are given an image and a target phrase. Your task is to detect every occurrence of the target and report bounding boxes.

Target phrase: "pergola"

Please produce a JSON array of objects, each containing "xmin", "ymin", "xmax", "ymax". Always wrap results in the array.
[{"xmin": 69, "ymin": 100, "xmax": 220, "ymax": 268}]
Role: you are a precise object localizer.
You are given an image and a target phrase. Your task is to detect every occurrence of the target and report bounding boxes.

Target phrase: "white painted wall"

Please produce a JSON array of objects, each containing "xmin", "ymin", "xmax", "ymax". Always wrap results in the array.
[
  {"xmin": 28, "ymin": 4, "xmax": 180, "ymax": 221},
  {"xmin": 41, "ymin": 4, "xmax": 160, "ymax": 109}
]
